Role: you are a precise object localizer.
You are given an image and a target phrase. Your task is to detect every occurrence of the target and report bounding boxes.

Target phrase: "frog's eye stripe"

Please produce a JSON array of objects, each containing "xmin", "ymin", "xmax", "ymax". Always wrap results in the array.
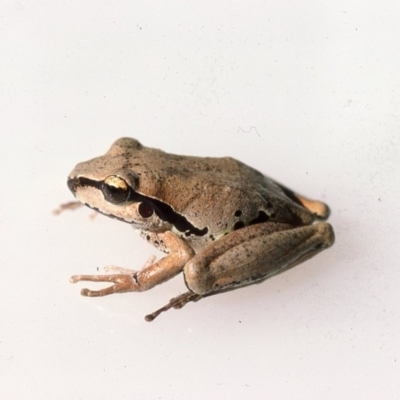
[
  {"xmin": 126, "ymin": 189, "xmax": 209, "ymax": 237},
  {"xmin": 68, "ymin": 176, "xmax": 209, "ymax": 237}
]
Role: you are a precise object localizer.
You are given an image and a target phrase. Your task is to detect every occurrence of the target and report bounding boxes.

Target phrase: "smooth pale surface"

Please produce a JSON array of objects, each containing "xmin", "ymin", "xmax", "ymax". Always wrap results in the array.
[{"xmin": 1, "ymin": 1, "xmax": 399, "ymax": 399}]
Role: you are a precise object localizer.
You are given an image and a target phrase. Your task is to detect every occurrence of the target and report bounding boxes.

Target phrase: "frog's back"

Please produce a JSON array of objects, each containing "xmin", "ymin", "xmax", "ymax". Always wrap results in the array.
[
  {"xmin": 160, "ymin": 153, "xmax": 315, "ymax": 229},
  {"xmin": 109, "ymin": 138, "xmax": 319, "ymax": 233}
]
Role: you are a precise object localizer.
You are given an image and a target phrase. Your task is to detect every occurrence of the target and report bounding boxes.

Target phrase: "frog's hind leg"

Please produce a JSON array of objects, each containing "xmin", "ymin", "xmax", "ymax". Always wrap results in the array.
[
  {"xmin": 146, "ymin": 222, "xmax": 335, "ymax": 321},
  {"xmin": 183, "ymin": 222, "xmax": 335, "ymax": 296}
]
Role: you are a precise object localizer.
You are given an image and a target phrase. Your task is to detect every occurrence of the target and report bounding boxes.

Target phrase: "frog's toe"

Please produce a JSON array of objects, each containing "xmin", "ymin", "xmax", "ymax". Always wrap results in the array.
[{"xmin": 70, "ymin": 273, "xmax": 139, "ymax": 296}]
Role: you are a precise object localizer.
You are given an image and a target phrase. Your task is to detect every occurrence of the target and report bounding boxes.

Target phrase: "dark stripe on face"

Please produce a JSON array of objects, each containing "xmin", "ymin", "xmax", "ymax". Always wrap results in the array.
[{"xmin": 68, "ymin": 177, "xmax": 208, "ymax": 237}]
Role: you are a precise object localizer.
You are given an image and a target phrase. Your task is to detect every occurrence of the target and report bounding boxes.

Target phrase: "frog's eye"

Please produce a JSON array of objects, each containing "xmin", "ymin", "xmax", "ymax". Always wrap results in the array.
[
  {"xmin": 102, "ymin": 175, "xmax": 131, "ymax": 204},
  {"xmin": 138, "ymin": 202, "xmax": 154, "ymax": 218}
]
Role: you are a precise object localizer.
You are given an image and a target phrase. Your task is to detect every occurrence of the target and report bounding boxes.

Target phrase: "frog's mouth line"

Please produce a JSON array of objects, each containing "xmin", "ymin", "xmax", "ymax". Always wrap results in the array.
[{"xmin": 68, "ymin": 176, "xmax": 209, "ymax": 237}]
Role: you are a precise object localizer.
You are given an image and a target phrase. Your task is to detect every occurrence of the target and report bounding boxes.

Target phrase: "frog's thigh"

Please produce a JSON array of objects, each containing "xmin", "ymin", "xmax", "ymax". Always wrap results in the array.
[{"xmin": 184, "ymin": 222, "xmax": 334, "ymax": 295}]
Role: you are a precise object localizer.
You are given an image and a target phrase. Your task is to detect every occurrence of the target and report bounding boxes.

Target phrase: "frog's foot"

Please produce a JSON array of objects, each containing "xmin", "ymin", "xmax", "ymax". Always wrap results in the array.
[
  {"xmin": 70, "ymin": 273, "xmax": 140, "ymax": 296},
  {"xmin": 145, "ymin": 291, "xmax": 202, "ymax": 322}
]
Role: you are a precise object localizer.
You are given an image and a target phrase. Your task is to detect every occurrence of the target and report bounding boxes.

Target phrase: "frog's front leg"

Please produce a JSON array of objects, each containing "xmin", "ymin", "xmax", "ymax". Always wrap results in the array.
[
  {"xmin": 184, "ymin": 221, "xmax": 335, "ymax": 296},
  {"xmin": 70, "ymin": 231, "xmax": 195, "ymax": 296}
]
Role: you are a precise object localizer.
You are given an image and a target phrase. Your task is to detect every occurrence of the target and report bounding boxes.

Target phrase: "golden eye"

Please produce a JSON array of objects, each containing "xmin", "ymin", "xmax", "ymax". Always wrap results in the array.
[{"xmin": 102, "ymin": 175, "xmax": 130, "ymax": 204}]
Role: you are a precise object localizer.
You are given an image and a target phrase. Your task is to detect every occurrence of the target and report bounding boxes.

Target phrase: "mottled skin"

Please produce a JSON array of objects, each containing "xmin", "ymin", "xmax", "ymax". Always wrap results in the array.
[{"xmin": 68, "ymin": 138, "xmax": 334, "ymax": 321}]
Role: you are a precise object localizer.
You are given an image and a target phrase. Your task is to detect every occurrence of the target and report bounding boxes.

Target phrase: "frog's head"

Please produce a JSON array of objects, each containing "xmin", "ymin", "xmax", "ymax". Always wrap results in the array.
[
  {"xmin": 67, "ymin": 138, "xmax": 171, "ymax": 231},
  {"xmin": 67, "ymin": 138, "xmax": 207, "ymax": 238}
]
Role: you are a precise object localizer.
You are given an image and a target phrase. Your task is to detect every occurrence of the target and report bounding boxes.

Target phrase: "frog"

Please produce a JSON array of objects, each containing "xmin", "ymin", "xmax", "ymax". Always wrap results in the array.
[{"xmin": 68, "ymin": 137, "xmax": 335, "ymax": 321}]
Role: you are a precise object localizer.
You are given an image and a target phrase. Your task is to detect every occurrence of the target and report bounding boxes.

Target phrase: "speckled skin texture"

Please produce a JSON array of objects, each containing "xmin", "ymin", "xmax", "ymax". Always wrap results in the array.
[
  {"xmin": 68, "ymin": 138, "xmax": 334, "ymax": 320},
  {"xmin": 69, "ymin": 138, "xmax": 329, "ymax": 249}
]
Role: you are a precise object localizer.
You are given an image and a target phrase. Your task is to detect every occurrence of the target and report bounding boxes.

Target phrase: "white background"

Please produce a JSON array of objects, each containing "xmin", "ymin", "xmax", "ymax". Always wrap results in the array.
[{"xmin": 1, "ymin": 1, "xmax": 400, "ymax": 399}]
